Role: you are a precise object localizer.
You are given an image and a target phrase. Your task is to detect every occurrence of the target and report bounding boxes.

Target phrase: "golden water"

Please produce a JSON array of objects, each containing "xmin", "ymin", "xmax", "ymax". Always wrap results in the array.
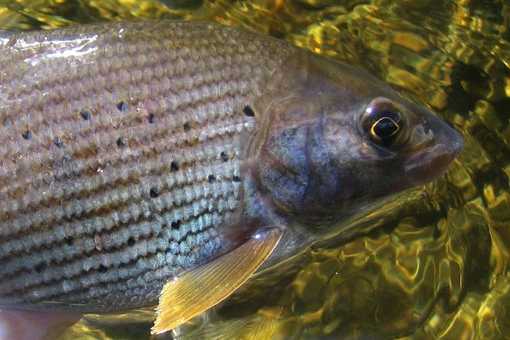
[{"xmin": 0, "ymin": 0, "xmax": 508, "ymax": 339}]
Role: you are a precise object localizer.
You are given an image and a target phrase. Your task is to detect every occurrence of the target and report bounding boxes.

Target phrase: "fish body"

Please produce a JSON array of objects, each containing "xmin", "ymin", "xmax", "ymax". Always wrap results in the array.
[
  {"xmin": 0, "ymin": 20, "xmax": 290, "ymax": 312},
  {"xmin": 0, "ymin": 20, "xmax": 462, "ymax": 326}
]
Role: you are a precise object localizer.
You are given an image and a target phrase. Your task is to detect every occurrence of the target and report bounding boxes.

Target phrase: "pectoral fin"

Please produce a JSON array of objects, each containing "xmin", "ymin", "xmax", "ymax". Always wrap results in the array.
[{"xmin": 152, "ymin": 227, "xmax": 282, "ymax": 335}]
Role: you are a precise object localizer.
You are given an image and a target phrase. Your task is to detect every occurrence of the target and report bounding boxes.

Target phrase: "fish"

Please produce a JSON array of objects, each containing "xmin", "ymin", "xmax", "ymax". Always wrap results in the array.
[{"xmin": 0, "ymin": 20, "xmax": 463, "ymax": 337}]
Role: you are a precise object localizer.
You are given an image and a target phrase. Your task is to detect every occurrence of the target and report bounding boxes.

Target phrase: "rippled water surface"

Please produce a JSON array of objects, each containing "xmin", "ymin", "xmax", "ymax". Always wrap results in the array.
[{"xmin": 0, "ymin": 0, "xmax": 508, "ymax": 339}]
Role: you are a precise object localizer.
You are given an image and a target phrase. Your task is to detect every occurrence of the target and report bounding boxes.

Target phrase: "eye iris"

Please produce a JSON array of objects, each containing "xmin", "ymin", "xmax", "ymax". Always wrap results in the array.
[
  {"xmin": 362, "ymin": 99, "xmax": 405, "ymax": 147},
  {"xmin": 372, "ymin": 117, "xmax": 399, "ymax": 139}
]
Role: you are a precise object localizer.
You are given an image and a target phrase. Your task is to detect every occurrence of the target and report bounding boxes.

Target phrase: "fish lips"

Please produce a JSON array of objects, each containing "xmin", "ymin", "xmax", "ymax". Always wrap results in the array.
[{"xmin": 403, "ymin": 127, "xmax": 463, "ymax": 185}]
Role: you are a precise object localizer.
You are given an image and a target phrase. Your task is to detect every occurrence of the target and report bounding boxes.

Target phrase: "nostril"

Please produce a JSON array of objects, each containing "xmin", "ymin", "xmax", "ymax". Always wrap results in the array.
[{"xmin": 409, "ymin": 124, "xmax": 435, "ymax": 148}]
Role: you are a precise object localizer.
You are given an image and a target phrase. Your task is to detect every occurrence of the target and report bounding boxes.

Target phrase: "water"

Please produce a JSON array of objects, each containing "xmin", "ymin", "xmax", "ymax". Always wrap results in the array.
[{"xmin": 0, "ymin": 0, "xmax": 508, "ymax": 339}]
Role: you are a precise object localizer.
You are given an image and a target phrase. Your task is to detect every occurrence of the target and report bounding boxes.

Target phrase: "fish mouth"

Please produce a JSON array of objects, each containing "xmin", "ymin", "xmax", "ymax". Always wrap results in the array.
[{"xmin": 404, "ymin": 128, "xmax": 463, "ymax": 185}]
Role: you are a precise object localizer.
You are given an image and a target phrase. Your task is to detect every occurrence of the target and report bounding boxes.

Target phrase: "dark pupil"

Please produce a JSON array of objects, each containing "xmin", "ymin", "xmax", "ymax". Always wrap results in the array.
[{"xmin": 373, "ymin": 117, "xmax": 399, "ymax": 139}]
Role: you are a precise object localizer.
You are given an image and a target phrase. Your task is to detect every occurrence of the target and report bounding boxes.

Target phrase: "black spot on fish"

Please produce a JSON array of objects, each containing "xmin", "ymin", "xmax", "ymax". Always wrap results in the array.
[
  {"xmin": 220, "ymin": 151, "xmax": 228, "ymax": 162},
  {"xmin": 183, "ymin": 122, "xmax": 191, "ymax": 132},
  {"xmin": 80, "ymin": 108, "xmax": 91, "ymax": 120},
  {"xmin": 117, "ymin": 101, "xmax": 127, "ymax": 112},
  {"xmin": 22, "ymin": 130, "xmax": 31, "ymax": 140},
  {"xmin": 243, "ymin": 105, "xmax": 255, "ymax": 117},
  {"xmin": 127, "ymin": 237, "xmax": 135, "ymax": 247},
  {"xmin": 233, "ymin": 175, "xmax": 241, "ymax": 182},
  {"xmin": 117, "ymin": 137, "xmax": 127, "ymax": 148},
  {"xmin": 97, "ymin": 265, "xmax": 108, "ymax": 273},
  {"xmin": 208, "ymin": 175, "xmax": 216, "ymax": 183},
  {"xmin": 148, "ymin": 113, "xmax": 156, "ymax": 124},
  {"xmin": 65, "ymin": 236, "xmax": 74, "ymax": 246},
  {"xmin": 53, "ymin": 136, "xmax": 63, "ymax": 148},
  {"xmin": 34, "ymin": 262, "xmax": 46, "ymax": 274},
  {"xmin": 150, "ymin": 187, "xmax": 159, "ymax": 198},
  {"xmin": 171, "ymin": 161, "xmax": 179, "ymax": 172},
  {"xmin": 171, "ymin": 220, "xmax": 181, "ymax": 229}
]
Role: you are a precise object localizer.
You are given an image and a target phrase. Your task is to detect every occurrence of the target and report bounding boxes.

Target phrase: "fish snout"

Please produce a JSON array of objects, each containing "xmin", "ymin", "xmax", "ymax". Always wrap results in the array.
[{"xmin": 403, "ymin": 116, "xmax": 463, "ymax": 185}]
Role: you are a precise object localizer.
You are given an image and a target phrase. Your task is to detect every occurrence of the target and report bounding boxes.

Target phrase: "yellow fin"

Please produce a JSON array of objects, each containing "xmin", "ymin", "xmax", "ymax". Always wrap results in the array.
[{"xmin": 152, "ymin": 227, "xmax": 282, "ymax": 335}]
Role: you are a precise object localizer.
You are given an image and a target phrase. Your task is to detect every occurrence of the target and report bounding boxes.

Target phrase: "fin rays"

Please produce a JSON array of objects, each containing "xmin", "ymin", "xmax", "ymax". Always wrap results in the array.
[{"xmin": 152, "ymin": 227, "xmax": 282, "ymax": 335}]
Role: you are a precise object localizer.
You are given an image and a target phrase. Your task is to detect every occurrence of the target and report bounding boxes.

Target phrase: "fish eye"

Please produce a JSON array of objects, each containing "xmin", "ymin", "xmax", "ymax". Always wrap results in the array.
[{"xmin": 362, "ymin": 98, "xmax": 404, "ymax": 147}]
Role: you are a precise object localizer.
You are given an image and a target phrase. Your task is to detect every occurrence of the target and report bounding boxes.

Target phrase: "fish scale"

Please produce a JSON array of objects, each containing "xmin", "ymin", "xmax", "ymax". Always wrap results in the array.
[{"xmin": 0, "ymin": 20, "xmax": 292, "ymax": 311}]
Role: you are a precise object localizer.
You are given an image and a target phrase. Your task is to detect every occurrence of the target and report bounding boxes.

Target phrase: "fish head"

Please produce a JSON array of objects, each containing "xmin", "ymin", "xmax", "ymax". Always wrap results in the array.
[{"xmin": 253, "ymin": 52, "xmax": 463, "ymax": 226}]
